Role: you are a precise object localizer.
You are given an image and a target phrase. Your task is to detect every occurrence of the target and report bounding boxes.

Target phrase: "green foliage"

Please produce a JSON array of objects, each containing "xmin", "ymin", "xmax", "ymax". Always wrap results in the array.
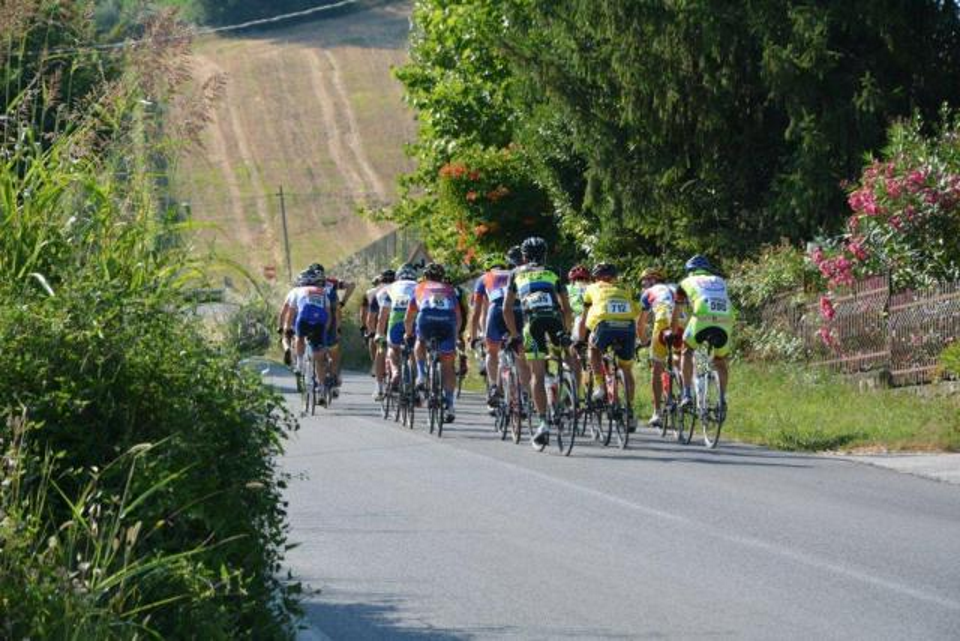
[
  {"xmin": 811, "ymin": 111, "xmax": 960, "ymax": 291},
  {"xmin": 226, "ymin": 296, "xmax": 274, "ymax": 356},
  {"xmin": 432, "ymin": 146, "xmax": 552, "ymax": 264},
  {"xmin": 715, "ymin": 363, "xmax": 960, "ymax": 452},
  {"xmin": 393, "ymin": 0, "xmax": 960, "ymax": 269},
  {"xmin": 941, "ymin": 341, "xmax": 960, "ymax": 378},
  {"xmin": 728, "ymin": 241, "xmax": 814, "ymax": 316},
  {"xmin": 0, "ymin": 14, "xmax": 297, "ymax": 638}
]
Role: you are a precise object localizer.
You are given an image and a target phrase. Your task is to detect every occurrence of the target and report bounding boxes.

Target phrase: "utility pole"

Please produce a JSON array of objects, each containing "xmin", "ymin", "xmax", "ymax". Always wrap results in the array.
[{"xmin": 278, "ymin": 185, "xmax": 292, "ymax": 283}]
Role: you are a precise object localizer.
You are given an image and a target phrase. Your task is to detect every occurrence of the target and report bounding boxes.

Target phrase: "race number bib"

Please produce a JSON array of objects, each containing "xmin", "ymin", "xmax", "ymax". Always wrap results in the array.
[
  {"xmin": 306, "ymin": 294, "xmax": 327, "ymax": 308},
  {"xmin": 524, "ymin": 291, "xmax": 553, "ymax": 311},
  {"xmin": 606, "ymin": 298, "xmax": 631, "ymax": 315},
  {"xmin": 425, "ymin": 294, "xmax": 451, "ymax": 310},
  {"xmin": 707, "ymin": 297, "xmax": 729, "ymax": 313},
  {"xmin": 392, "ymin": 294, "xmax": 411, "ymax": 309}
]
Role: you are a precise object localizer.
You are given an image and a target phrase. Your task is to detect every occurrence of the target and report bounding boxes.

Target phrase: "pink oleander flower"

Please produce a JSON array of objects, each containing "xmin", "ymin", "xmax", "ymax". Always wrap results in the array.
[
  {"xmin": 904, "ymin": 205, "xmax": 917, "ymax": 221},
  {"xmin": 818, "ymin": 326, "xmax": 840, "ymax": 350},
  {"xmin": 889, "ymin": 215, "xmax": 904, "ymax": 231},
  {"xmin": 809, "ymin": 246, "xmax": 825, "ymax": 265},
  {"xmin": 847, "ymin": 215, "xmax": 861, "ymax": 233},
  {"xmin": 819, "ymin": 296, "xmax": 837, "ymax": 321},
  {"xmin": 847, "ymin": 238, "xmax": 868, "ymax": 261},
  {"xmin": 906, "ymin": 168, "xmax": 927, "ymax": 193},
  {"xmin": 886, "ymin": 177, "xmax": 903, "ymax": 199}
]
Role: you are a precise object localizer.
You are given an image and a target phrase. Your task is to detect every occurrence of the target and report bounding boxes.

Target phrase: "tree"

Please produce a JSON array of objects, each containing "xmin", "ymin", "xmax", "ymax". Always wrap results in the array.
[{"xmin": 506, "ymin": 0, "xmax": 960, "ymax": 266}]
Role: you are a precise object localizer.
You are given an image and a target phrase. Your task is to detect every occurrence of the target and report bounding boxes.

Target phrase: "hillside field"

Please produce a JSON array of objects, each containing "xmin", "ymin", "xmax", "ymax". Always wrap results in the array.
[{"xmin": 172, "ymin": 0, "xmax": 415, "ymax": 281}]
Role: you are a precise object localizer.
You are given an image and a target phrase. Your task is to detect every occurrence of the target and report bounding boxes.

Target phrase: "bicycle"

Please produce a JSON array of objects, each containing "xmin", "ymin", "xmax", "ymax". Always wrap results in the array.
[
  {"xmin": 455, "ymin": 341, "xmax": 469, "ymax": 399},
  {"xmin": 656, "ymin": 334, "xmax": 694, "ymax": 444},
  {"xmin": 398, "ymin": 343, "xmax": 417, "ymax": 429},
  {"xmin": 424, "ymin": 337, "xmax": 447, "ymax": 437},
  {"xmin": 496, "ymin": 337, "xmax": 530, "ymax": 444},
  {"xmin": 688, "ymin": 345, "xmax": 726, "ymax": 448},
  {"xmin": 592, "ymin": 341, "xmax": 632, "ymax": 449},
  {"xmin": 576, "ymin": 343, "xmax": 606, "ymax": 443},
  {"xmin": 541, "ymin": 344, "xmax": 578, "ymax": 456},
  {"xmin": 298, "ymin": 344, "xmax": 318, "ymax": 416}
]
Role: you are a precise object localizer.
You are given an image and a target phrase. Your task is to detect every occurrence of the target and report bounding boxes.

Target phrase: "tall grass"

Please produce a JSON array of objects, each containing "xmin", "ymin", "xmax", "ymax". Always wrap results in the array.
[{"xmin": 0, "ymin": 4, "xmax": 299, "ymax": 638}]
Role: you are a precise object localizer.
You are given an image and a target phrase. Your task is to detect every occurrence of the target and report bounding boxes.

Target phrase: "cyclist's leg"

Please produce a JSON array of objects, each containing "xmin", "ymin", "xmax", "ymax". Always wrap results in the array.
[
  {"xmin": 387, "ymin": 321, "xmax": 405, "ymax": 387},
  {"xmin": 706, "ymin": 325, "xmax": 732, "ymax": 401},
  {"xmin": 680, "ymin": 317, "xmax": 704, "ymax": 402},
  {"xmin": 524, "ymin": 317, "xmax": 549, "ymax": 417},
  {"xmin": 414, "ymin": 314, "xmax": 429, "ymax": 386},
  {"xmin": 587, "ymin": 324, "xmax": 606, "ymax": 401},
  {"xmin": 484, "ymin": 305, "xmax": 506, "ymax": 392},
  {"xmin": 649, "ymin": 316, "xmax": 671, "ymax": 413}
]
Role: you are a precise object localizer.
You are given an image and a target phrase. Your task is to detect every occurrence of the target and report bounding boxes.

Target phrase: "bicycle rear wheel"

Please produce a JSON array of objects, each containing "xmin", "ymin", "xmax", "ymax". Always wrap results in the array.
[
  {"xmin": 507, "ymin": 371, "xmax": 523, "ymax": 444},
  {"xmin": 701, "ymin": 370, "xmax": 724, "ymax": 448},
  {"xmin": 555, "ymin": 371, "xmax": 578, "ymax": 456}
]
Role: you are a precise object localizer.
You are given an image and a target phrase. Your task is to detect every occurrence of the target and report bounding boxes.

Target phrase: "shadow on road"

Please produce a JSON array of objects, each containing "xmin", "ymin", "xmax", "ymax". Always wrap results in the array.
[{"xmin": 302, "ymin": 600, "xmax": 467, "ymax": 640}]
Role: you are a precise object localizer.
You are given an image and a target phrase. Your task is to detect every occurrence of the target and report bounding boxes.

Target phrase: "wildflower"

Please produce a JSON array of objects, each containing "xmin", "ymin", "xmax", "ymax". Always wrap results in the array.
[
  {"xmin": 474, "ymin": 223, "xmax": 489, "ymax": 237},
  {"xmin": 468, "ymin": 170, "xmax": 481, "ymax": 181},
  {"xmin": 465, "ymin": 191, "xmax": 478, "ymax": 203}
]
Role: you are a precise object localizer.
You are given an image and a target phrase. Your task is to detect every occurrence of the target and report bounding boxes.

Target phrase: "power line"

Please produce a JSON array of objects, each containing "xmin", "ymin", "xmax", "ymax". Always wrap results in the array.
[{"xmin": 46, "ymin": 0, "xmax": 365, "ymax": 56}]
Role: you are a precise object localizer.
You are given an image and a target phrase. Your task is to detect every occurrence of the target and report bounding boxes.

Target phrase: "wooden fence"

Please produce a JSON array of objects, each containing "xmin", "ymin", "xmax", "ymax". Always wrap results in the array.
[{"xmin": 760, "ymin": 275, "xmax": 960, "ymax": 385}]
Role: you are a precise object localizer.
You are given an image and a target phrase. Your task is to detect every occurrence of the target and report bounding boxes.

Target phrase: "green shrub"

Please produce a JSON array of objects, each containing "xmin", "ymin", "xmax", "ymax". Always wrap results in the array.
[{"xmin": 941, "ymin": 340, "xmax": 960, "ymax": 378}]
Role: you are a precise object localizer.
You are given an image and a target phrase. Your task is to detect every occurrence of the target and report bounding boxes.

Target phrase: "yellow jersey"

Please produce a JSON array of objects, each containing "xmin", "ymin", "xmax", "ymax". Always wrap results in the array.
[{"xmin": 583, "ymin": 281, "xmax": 639, "ymax": 331}]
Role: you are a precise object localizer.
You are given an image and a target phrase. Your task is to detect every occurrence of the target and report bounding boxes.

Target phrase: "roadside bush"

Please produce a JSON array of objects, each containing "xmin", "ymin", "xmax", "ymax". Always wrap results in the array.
[
  {"xmin": 227, "ymin": 294, "xmax": 275, "ymax": 356},
  {"xmin": 941, "ymin": 340, "xmax": 960, "ymax": 378},
  {"xmin": 728, "ymin": 241, "xmax": 814, "ymax": 320}
]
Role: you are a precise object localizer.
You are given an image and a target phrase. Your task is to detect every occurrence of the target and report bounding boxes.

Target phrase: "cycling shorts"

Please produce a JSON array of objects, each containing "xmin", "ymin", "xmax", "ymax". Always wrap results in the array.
[
  {"xmin": 295, "ymin": 315, "xmax": 328, "ymax": 350},
  {"xmin": 417, "ymin": 310, "xmax": 458, "ymax": 356},
  {"xmin": 590, "ymin": 320, "xmax": 636, "ymax": 364},
  {"xmin": 650, "ymin": 316, "xmax": 672, "ymax": 362},
  {"xmin": 486, "ymin": 304, "xmax": 523, "ymax": 346},
  {"xmin": 523, "ymin": 313, "xmax": 569, "ymax": 361},
  {"xmin": 683, "ymin": 315, "xmax": 732, "ymax": 358},
  {"xmin": 387, "ymin": 320, "xmax": 406, "ymax": 347}
]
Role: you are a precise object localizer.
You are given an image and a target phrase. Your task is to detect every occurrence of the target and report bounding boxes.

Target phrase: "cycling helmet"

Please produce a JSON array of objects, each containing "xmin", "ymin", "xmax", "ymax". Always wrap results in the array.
[
  {"xmin": 521, "ymin": 236, "xmax": 547, "ymax": 264},
  {"xmin": 591, "ymin": 262, "xmax": 618, "ymax": 280},
  {"xmin": 506, "ymin": 245, "xmax": 523, "ymax": 268},
  {"xmin": 640, "ymin": 267, "xmax": 665, "ymax": 283},
  {"xmin": 296, "ymin": 270, "xmax": 314, "ymax": 286},
  {"xmin": 684, "ymin": 254, "xmax": 715, "ymax": 274},
  {"xmin": 308, "ymin": 263, "xmax": 323, "ymax": 272},
  {"xmin": 397, "ymin": 263, "xmax": 418, "ymax": 281},
  {"xmin": 380, "ymin": 268, "xmax": 396, "ymax": 284},
  {"xmin": 567, "ymin": 264, "xmax": 590, "ymax": 282},
  {"xmin": 484, "ymin": 253, "xmax": 506, "ymax": 271},
  {"xmin": 423, "ymin": 262, "xmax": 446, "ymax": 282}
]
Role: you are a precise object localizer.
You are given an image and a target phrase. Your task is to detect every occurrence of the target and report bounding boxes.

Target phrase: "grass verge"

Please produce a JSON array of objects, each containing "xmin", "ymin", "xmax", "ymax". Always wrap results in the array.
[{"xmin": 719, "ymin": 362, "xmax": 960, "ymax": 452}]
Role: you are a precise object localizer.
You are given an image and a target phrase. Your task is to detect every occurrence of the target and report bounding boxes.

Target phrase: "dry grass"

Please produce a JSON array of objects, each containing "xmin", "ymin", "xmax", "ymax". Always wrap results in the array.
[{"xmin": 171, "ymin": 1, "xmax": 416, "ymax": 280}]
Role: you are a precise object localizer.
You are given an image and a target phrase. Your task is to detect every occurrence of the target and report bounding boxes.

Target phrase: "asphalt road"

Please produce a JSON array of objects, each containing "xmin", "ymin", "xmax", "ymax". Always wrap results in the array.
[{"xmin": 274, "ymin": 369, "xmax": 960, "ymax": 640}]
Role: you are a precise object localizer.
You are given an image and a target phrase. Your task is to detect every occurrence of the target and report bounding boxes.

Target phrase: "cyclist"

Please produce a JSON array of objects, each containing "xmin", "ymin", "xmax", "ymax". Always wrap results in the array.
[
  {"xmin": 377, "ymin": 264, "xmax": 419, "ymax": 393},
  {"xmin": 281, "ymin": 266, "xmax": 333, "ymax": 401},
  {"xmin": 503, "ymin": 237, "xmax": 573, "ymax": 448},
  {"xmin": 404, "ymin": 263, "xmax": 462, "ymax": 423},
  {"xmin": 578, "ymin": 262, "xmax": 640, "ymax": 432},
  {"xmin": 566, "ymin": 264, "xmax": 591, "ymax": 394},
  {"xmin": 444, "ymin": 270, "xmax": 471, "ymax": 384},
  {"xmin": 320, "ymin": 267, "xmax": 356, "ymax": 398},
  {"xmin": 278, "ymin": 268, "xmax": 315, "ymax": 372},
  {"xmin": 674, "ymin": 255, "xmax": 734, "ymax": 414},
  {"xmin": 638, "ymin": 267, "xmax": 687, "ymax": 427},
  {"xmin": 469, "ymin": 253, "xmax": 519, "ymax": 410},
  {"xmin": 360, "ymin": 275, "xmax": 383, "ymax": 367},
  {"xmin": 361, "ymin": 269, "xmax": 393, "ymax": 399}
]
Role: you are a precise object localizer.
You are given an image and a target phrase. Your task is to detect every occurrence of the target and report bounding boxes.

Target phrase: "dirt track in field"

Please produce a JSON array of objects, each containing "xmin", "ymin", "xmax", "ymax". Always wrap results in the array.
[{"xmin": 174, "ymin": 1, "xmax": 415, "ymax": 276}]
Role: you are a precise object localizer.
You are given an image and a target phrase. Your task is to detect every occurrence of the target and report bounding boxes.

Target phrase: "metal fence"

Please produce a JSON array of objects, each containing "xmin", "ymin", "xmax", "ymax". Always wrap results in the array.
[
  {"xmin": 759, "ymin": 275, "xmax": 960, "ymax": 385},
  {"xmin": 329, "ymin": 228, "xmax": 425, "ymax": 283}
]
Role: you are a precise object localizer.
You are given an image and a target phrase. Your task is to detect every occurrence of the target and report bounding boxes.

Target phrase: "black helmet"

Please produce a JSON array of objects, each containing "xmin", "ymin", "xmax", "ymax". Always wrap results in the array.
[
  {"xmin": 506, "ymin": 245, "xmax": 523, "ymax": 268},
  {"xmin": 397, "ymin": 263, "xmax": 418, "ymax": 281},
  {"xmin": 380, "ymin": 269, "xmax": 396, "ymax": 284},
  {"xmin": 423, "ymin": 262, "xmax": 446, "ymax": 282},
  {"xmin": 521, "ymin": 236, "xmax": 547, "ymax": 264},
  {"xmin": 591, "ymin": 262, "xmax": 618, "ymax": 280}
]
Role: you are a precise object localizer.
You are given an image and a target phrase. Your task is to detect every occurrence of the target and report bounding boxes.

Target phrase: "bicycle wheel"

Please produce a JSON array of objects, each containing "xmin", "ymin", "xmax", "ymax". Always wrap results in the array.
[
  {"xmin": 555, "ymin": 371, "xmax": 578, "ymax": 456},
  {"xmin": 657, "ymin": 370, "xmax": 671, "ymax": 438},
  {"xmin": 615, "ymin": 368, "xmax": 628, "ymax": 449},
  {"xmin": 507, "ymin": 370, "xmax": 523, "ymax": 444},
  {"xmin": 701, "ymin": 370, "xmax": 724, "ymax": 448},
  {"xmin": 434, "ymin": 359, "xmax": 445, "ymax": 438}
]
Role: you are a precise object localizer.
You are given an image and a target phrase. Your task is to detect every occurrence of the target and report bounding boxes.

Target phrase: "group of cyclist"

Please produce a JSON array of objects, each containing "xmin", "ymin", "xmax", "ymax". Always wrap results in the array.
[{"xmin": 280, "ymin": 236, "xmax": 735, "ymax": 447}]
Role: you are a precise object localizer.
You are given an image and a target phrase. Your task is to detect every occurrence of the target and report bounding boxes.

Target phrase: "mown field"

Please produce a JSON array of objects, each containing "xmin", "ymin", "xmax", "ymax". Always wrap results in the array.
[{"xmin": 172, "ymin": 0, "xmax": 416, "ymax": 278}]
